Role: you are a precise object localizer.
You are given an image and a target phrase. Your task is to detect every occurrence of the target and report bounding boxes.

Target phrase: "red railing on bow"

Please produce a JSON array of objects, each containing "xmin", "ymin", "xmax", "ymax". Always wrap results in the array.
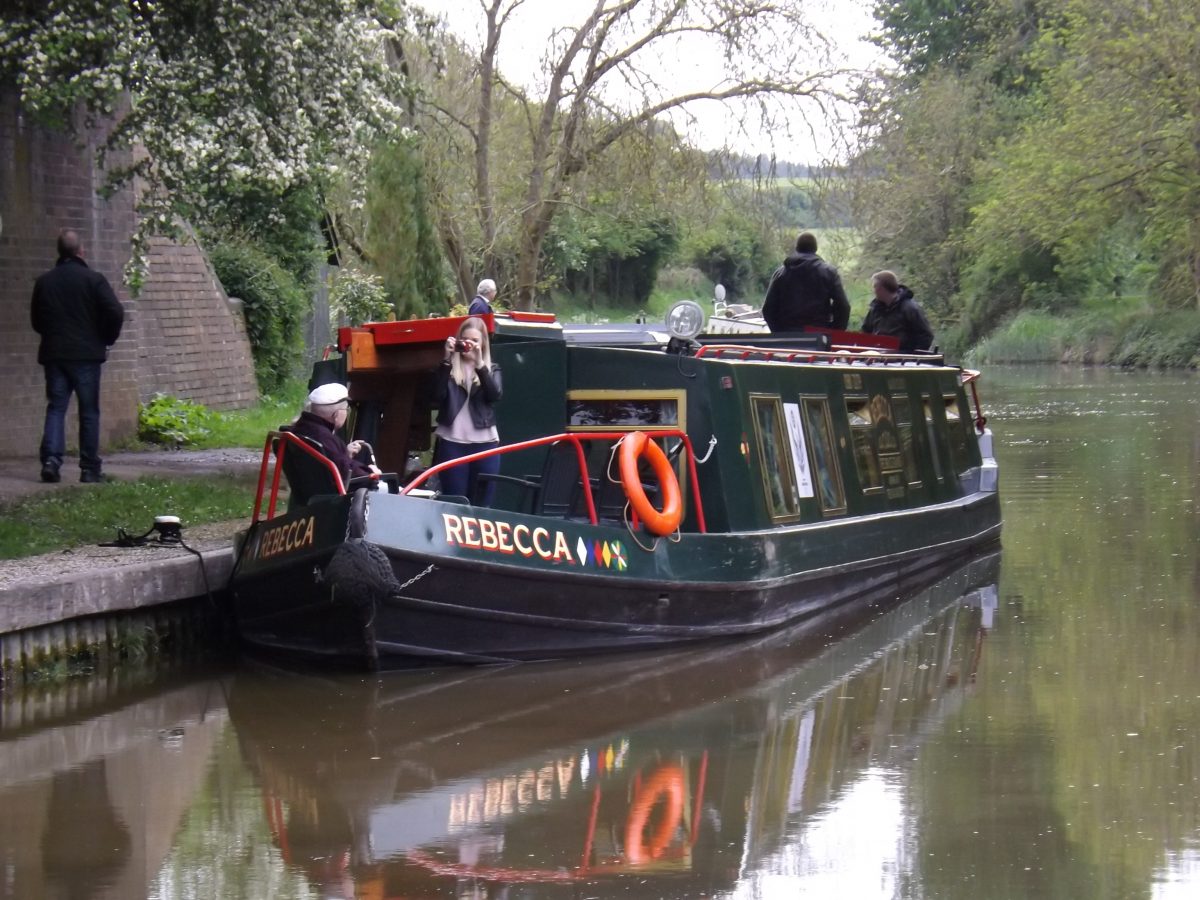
[
  {"xmin": 404, "ymin": 429, "xmax": 707, "ymax": 533},
  {"xmin": 251, "ymin": 430, "xmax": 348, "ymax": 523},
  {"xmin": 252, "ymin": 429, "xmax": 708, "ymax": 533}
]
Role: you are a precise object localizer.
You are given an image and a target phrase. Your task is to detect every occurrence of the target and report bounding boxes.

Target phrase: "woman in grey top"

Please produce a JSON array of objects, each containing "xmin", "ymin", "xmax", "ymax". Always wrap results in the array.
[{"xmin": 430, "ymin": 317, "xmax": 503, "ymax": 504}]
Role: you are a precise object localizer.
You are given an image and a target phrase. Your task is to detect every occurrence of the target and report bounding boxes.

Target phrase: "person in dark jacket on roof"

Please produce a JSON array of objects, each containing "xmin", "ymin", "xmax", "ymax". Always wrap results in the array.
[
  {"xmin": 31, "ymin": 229, "xmax": 125, "ymax": 484},
  {"xmin": 761, "ymin": 232, "xmax": 851, "ymax": 333},
  {"xmin": 861, "ymin": 270, "xmax": 935, "ymax": 354}
]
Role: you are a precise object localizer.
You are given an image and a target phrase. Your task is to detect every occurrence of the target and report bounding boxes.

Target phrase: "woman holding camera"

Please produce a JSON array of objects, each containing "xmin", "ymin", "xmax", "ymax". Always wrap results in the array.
[{"xmin": 431, "ymin": 317, "xmax": 503, "ymax": 504}]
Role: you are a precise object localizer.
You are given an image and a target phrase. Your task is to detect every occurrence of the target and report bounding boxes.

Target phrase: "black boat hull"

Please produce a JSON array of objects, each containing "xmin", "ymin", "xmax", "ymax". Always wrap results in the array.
[{"xmin": 230, "ymin": 488, "xmax": 1001, "ymax": 668}]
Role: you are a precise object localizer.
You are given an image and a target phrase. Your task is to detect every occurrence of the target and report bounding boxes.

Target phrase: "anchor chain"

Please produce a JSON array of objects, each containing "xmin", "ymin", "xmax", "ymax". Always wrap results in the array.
[{"xmin": 397, "ymin": 563, "xmax": 436, "ymax": 593}]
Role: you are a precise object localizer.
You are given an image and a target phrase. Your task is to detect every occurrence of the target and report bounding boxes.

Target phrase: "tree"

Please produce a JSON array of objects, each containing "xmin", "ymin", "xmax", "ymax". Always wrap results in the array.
[
  {"xmin": 417, "ymin": 0, "xmax": 841, "ymax": 309},
  {"xmin": 364, "ymin": 135, "xmax": 450, "ymax": 316},
  {"xmin": 965, "ymin": 0, "xmax": 1200, "ymax": 311},
  {"xmin": 0, "ymin": 0, "xmax": 412, "ymax": 289},
  {"xmin": 849, "ymin": 69, "xmax": 1019, "ymax": 320}
]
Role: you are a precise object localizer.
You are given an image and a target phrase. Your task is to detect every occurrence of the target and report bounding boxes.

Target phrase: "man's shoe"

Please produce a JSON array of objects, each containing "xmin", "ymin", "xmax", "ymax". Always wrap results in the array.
[
  {"xmin": 40, "ymin": 463, "xmax": 61, "ymax": 483},
  {"xmin": 80, "ymin": 470, "xmax": 105, "ymax": 484}
]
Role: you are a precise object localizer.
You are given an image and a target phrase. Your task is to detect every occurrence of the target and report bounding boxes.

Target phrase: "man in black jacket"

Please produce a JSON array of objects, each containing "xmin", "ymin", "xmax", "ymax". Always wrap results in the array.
[
  {"xmin": 31, "ymin": 230, "xmax": 125, "ymax": 483},
  {"xmin": 761, "ymin": 232, "xmax": 850, "ymax": 333},
  {"xmin": 861, "ymin": 270, "xmax": 935, "ymax": 354}
]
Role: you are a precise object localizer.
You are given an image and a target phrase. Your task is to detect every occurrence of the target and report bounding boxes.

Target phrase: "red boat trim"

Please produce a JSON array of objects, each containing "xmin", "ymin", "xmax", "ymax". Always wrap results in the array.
[
  {"xmin": 404, "ymin": 430, "xmax": 707, "ymax": 534},
  {"xmin": 251, "ymin": 431, "xmax": 349, "ymax": 523}
]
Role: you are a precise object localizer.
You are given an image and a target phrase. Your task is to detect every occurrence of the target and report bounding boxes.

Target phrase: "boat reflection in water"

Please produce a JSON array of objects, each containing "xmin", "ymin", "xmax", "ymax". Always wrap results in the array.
[{"xmin": 230, "ymin": 551, "xmax": 1000, "ymax": 898}]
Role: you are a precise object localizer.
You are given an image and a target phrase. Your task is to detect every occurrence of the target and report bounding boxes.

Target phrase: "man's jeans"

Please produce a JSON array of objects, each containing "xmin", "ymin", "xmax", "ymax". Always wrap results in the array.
[{"xmin": 40, "ymin": 361, "xmax": 103, "ymax": 474}]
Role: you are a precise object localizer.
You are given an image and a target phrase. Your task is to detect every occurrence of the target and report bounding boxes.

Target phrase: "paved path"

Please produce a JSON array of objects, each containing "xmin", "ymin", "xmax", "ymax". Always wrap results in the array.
[
  {"xmin": 0, "ymin": 449, "xmax": 266, "ymax": 646},
  {"xmin": 0, "ymin": 448, "xmax": 262, "ymax": 503}
]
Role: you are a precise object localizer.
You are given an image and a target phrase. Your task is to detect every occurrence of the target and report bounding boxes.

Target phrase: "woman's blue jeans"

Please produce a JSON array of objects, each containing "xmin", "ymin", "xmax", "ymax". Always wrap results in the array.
[
  {"xmin": 432, "ymin": 438, "xmax": 500, "ymax": 506},
  {"xmin": 40, "ymin": 361, "xmax": 103, "ymax": 474}
]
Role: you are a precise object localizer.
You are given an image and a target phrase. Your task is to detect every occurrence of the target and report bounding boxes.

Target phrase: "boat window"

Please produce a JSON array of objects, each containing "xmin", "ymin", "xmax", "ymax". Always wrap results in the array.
[
  {"xmin": 890, "ymin": 396, "xmax": 922, "ymax": 486},
  {"xmin": 923, "ymin": 398, "xmax": 946, "ymax": 483},
  {"xmin": 845, "ymin": 397, "xmax": 882, "ymax": 493},
  {"xmin": 802, "ymin": 398, "xmax": 847, "ymax": 515},
  {"xmin": 751, "ymin": 395, "xmax": 801, "ymax": 521},
  {"xmin": 944, "ymin": 394, "xmax": 972, "ymax": 473},
  {"xmin": 567, "ymin": 391, "xmax": 682, "ymax": 429},
  {"xmin": 848, "ymin": 393, "xmax": 910, "ymax": 499}
]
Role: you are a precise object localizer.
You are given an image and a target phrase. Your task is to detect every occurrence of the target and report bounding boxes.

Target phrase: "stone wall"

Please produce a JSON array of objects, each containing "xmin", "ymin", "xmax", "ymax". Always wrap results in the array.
[
  {"xmin": 0, "ymin": 90, "xmax": 258, "ymax": 460},
  {"xmin": 135, "ymin": 237, "xmax": 257, "ymax": 410}
]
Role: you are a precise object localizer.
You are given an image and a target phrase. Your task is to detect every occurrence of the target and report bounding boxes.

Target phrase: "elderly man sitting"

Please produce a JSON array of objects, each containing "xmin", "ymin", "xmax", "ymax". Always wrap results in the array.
[{"xmin": 285, "ymin": 382, "xmax": 381, "ymax": 484}]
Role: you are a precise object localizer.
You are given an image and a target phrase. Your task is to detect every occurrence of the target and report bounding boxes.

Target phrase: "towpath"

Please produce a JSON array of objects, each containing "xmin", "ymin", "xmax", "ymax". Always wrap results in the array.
[{"xmin": 0, "ymin": 450, "xmax": 262, "ymax": 645}]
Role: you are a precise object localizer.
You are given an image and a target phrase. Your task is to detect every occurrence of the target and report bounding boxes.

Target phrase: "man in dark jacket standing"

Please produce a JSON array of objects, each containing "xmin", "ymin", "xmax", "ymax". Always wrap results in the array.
[
  {"xmin": 761, "ymin": 232, "xmax": 850, "ymax": 333},
  {"xmin": 467, "ymin": 278, "xmax": 496, "ymax": 316},
  {"xmin": 861, "ymin": 270, "xmax": 935, "ymax": 354},
  {"xmin": 31, "ymin": 230, "xmax": 125, "ymax": 483}
]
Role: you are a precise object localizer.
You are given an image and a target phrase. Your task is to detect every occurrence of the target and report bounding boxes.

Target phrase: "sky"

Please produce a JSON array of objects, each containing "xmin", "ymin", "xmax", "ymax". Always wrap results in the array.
[{"xmin": 424, "ymin": 0, "xmax": 885, "ymax": 163}]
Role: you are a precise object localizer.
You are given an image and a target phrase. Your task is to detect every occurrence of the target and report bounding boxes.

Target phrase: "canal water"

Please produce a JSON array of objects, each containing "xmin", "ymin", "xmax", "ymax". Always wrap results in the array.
[{"xmin": 2, "ymin": 365, "xmax": 1198, "ymax": 900}]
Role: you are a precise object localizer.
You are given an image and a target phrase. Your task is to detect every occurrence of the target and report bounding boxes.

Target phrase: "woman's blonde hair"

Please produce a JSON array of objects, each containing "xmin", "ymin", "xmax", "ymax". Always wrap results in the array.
[{"xmin": 449, "ymin": 316, "xmax": 493, "ymax": 387}]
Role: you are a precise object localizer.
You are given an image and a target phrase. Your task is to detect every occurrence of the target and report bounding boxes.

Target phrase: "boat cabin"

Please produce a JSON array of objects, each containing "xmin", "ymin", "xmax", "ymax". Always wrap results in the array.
[{"xmin": 319, "ymin": 312, "xmax": 986, "ymax": 536}]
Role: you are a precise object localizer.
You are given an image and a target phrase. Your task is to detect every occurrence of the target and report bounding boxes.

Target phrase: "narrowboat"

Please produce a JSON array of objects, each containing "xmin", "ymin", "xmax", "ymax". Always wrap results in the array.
[
  {"xmin": 228, "ymin": 302, "xmax": 1001, "ymax": 667},
  {"xmin": 229, "ymin": 550, "xmax": 1001, "ymax": 896}
]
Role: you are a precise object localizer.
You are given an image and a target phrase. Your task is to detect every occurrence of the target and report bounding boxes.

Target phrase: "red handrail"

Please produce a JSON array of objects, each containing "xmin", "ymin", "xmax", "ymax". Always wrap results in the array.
[
  {"xmin": 960, "ymin": 368, "xmax": 988, "ymax": 432},
  {"xmin": 251, "ymin": 430, "xmax": 348, "ymax": 523},
  {"xmin": 252, "ymin": 429, "xmax": 707, "ymax": 533},
  {"xmin": 404, "ymin": 430, "xmax": 707, "ymax": 533}
]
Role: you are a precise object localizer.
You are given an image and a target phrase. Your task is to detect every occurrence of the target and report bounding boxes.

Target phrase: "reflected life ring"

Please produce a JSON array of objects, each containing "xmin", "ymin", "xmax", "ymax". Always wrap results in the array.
[
  {"xmin": 624, "ymin": 763, "xmax": 685, "ymax": 864},
  {"xmin": 618, "ymin": 432, "xmax": 682, "ymax": 536}
]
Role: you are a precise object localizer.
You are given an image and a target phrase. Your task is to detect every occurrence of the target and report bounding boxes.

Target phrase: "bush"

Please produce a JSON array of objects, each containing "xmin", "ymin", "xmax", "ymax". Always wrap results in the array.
[
  {"xmin": 209, "ymin": 239, "xmax": 307, "ymax": 393},
  {"xmin": 330, "ymin": 267, "xmax": 392, "ymax": 326},
  {"xmin": 138, "ymin": 394, "xmax": 216, "ymax": 446}
]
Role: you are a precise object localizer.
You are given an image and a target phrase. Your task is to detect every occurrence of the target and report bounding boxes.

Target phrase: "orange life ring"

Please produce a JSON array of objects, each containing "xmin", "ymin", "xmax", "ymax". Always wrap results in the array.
[
  {"xmin": 619, "ymin": 433, "xmax": 682, "ymax": 536},
  {"xmin": 625, "ymin": 764, "xmax": 685, "ymax": 864}
]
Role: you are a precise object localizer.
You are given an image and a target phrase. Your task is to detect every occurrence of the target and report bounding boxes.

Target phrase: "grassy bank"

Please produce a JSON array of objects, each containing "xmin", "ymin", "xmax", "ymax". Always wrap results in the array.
[
  {"xmin": 967, "ymin": 309, "xmax": 1200, "ymax": 367},
  {"xmin": 132, "ymin": 381, "xmax": 309, "ymax": 450},
  {"xmin": 0, "ymin": 477, "xmax": 255, "ymax": 559}
]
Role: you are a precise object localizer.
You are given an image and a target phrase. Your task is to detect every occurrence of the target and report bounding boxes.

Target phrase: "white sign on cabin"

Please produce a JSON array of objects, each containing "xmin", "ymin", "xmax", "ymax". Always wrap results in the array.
[{"xmin": 784, "ymin": 402, "xmax": 815, "ymax": 499}]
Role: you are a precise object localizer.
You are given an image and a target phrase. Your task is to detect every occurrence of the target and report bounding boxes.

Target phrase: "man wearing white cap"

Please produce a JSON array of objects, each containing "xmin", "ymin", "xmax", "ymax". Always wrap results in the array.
[
  {"xmin": 285, "ymin": 382, "xmax": 380, "ymax": 482},
  {"xmin": 468, "ymin": 279, "xmax": 496, "ymax": 316}
]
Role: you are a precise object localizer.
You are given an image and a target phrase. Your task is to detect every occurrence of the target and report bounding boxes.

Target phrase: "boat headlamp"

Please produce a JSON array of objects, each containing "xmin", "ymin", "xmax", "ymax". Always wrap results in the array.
[{"xmin": 665, "ymin": 300, "xmax": 705, "ymax": 341}]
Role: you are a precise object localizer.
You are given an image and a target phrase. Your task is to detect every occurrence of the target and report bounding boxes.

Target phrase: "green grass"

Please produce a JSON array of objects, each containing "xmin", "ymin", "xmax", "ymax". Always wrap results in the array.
[
  {"xmin": 967, "ymin": 307, "xmax": 1200, "ymax": 367},
  {"xmin": 195, "ymin": 380, "xmax": 308, "ymax": 448},
  {"xmin": 0, "ymin": 477, "xmax": 255, "ymax": 559},
  {"xmin": 124, "ymin": 380, "xmax": 309, "ymax": 451}
]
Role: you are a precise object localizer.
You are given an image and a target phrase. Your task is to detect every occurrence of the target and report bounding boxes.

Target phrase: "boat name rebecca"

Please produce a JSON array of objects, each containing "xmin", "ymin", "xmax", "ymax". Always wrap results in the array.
[
  {"xmin": 255, "ymin": 515, "xmax": 316, "ymax": 560},
  {"xmin": 443, "ymin": 513, "xmax": 575, "ymax": 563}
]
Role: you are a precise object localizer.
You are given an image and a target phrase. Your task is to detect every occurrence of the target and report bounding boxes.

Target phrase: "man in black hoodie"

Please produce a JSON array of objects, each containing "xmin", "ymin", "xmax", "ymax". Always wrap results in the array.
[
  {"xmin": 31, "ymin": 230, "xmax": 125, "ymax": 483},
  {"xmin": 761, "ymin": 232, "xmax": 850, "ymax": 333},
  {"xmin": 861, "ymin": 270, "xmax": 935, "ymax": 354}
]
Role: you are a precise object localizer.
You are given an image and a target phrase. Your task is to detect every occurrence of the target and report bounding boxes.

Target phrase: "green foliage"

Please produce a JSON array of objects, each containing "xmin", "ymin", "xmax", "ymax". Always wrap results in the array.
[
  {"xmin": 0, "ymin": 478, "xmax": 255, "ymax": 559},
  {"xmin": 194, "ymin": 380, "xmax": 309, "ymax": 449},
  {"xmin": 1110, "ymin": 312, "xmax": 1200, "ymax": 368},
  {"xmin": 548, "ymin": 213, "xmax": 680, "ymax": 308},
  {"xmin": 364, "ymin": 137, "xmax": 449, "ymax": 317},
  {"xmin": 685, "ymin": 213, "xmax": 775, "ymax": 303},
  {"xmin": 873, "ymin": 0, "xmax": 1005, "ymax": 78},
  {"xmin": 329, "ymin": 268, "xmax": 392, "ymax": 326},
  {"xmin": 859, "ymin": 0, "xmax": 1200, "ymax": 348},
  {"xmin": 0, "ymin": 0, "xmax": 412, "ymax": 289},
  {"xmin": 208, "ymin": 239, "xmax": 306, "ymax": 393},
  {"xmin": 138, "ymin": 394, "xmax": 215, "ymax": 446},
  {"xmin": 966, "ymin": 310, "xmax": 1075, "ymax": 362},
  {"xmin": 967, "ymin": 308, "xmax": 1200, "ymax": 366},
  {"xmin": 198, "ymin": 182, "xmax": 326, "ymax": 291}
]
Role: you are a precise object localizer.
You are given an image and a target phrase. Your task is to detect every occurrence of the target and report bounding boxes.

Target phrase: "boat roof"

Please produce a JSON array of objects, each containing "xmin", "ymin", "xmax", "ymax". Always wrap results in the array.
[{"xmin": 337, "ymin": 313, "xmax": 946, "ymax": 368}]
